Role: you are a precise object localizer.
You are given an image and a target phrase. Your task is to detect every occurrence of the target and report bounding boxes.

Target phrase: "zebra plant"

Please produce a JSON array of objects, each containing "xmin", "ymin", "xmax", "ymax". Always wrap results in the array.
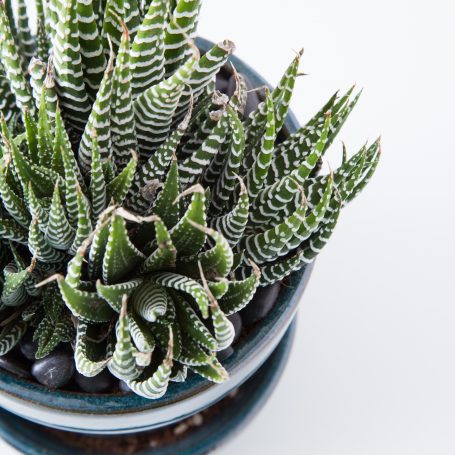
[{"xmin": 0, "ymin": 0, "xmax": 380, "ymax": 398}]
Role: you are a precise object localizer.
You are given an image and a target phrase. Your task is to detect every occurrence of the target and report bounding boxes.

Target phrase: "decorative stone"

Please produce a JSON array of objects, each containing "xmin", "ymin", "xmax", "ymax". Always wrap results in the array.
[
  {"xmin": 31, "ymin": 351, "xmax": 75, "ymax": 389},
  {"xmin": 215, "ymin": 73, "xmax": 229, "ymax": 94},
  {"xmin": 240, "ymin": 282, "xmax": 281, "ymax": 326},
  {"xmin": 118, "ymin": 380, "xmax": 132, "ymax": 394},
  {"xmin": 217, "ymin": 346, "xmax": 234, "ymax": 362},
  {"xmin": 74, "ymin": 370, "xmax": 115, "ymax": 394},
  {"xmin": 19, "ymin": 334, "xmax": 38, "ymax": 361},
  {"xmin": 0, "ymin": 354, "xmax": 32, "ymax": 379},
  {"xmin": 226, "ymin": 73, "xmax": 261, "ymax": 119},
  {"xmin": 228, "ymin": 313, "xmax": 242, "ymax": 345}
]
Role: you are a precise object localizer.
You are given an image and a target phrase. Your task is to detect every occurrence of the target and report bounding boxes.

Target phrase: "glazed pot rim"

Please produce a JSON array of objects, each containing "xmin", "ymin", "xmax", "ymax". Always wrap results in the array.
[{"xmin": 0, "ymin": 37, "xmax": 313, "ymax": 433}]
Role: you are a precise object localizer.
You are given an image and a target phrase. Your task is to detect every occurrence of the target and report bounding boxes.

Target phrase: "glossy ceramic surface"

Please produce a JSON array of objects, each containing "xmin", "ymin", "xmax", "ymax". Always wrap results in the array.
[
  {"xmin": 0, "ymin": 37, "xmax": 311, "ymax": 435},
  {"xmin": 0, "ymin": 322, "xmax": 296, "ymax": 455}
]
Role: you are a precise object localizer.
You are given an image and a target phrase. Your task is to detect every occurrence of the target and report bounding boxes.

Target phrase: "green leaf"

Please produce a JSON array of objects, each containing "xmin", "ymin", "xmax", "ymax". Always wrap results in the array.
[
  {"xmin": 169, "ymin": 185, "xmax": 207, "ymax": 257},
  {"xmin": 140, "ymin": 217, "xmax": 177, "ymax": 273},
  {"xmin": 97, "ymin": 278, "xmax": 143, "ymax": 312},
  {"xmin": 23, "ymin": 108, "xmax": 39, "ymax": 164},
  {"xmin": 178, "ymin": 221, "xmax": 234, "ymax": 280},
  {"xmin": 134, "ymin": 51, "xmax": 197, "ymax": 155},
  {"xmin": 88, "ymin": 209, "xmax": 112, "ymax": 280},
  {"xmin": 57, "ymin": 275, "xmax": 116, "ymax": 323},
  {"xmin": 210, "ymin": 301, "xmax": 234, "ymax": 351},
  {"xmin": 52, "ymin": 0, "xmax": 91, "ymax": 131},
  {"xmin": 89, "ymin": 132, "xmax": 107, "ymax": 221},
  {"xmin": 209, "ymin": 177, "xmax": 249, "ymax": 247},
  {"xmin": 130, "ymin": 0, "xmax": 168, "ymax": 96},
  {"xmin": 108, "ymin": 297, "xmax": 141, "ymax": 380},
  {"xmin": 78, "ymin": 51, "xmax": 114, "ymax": 173},
  {"xmin": 76, "ymin": 0, "xmax": 107, "ymax": 100},
  {"xmin": 28, "ymin": 219, "xmax": 67, "ymax": 262},
  {"xmin": 172, "ymin": 290, "xmax": 217, "ymax": 350},
  {"xmin": 178, "ymin": 106, "xmax": 230, "ymax": 189},
  {"xmin": 126, "ymin": 336, "xmax": 173, "ymax": 399},
  {"xmin": 151, "ymin": 272, "xmax": 209, "ymax": 318},
  {"xmin": 175, "ymin": 39, "xmax": 235, "ymax": 120},
  {"xmin": 111, "ymin": 26, "xmax": 138, "ymax": 169},
  {"xmin": 151, "ymin": 158, "xmax": 180, "ymax": 228},
  {"xmin": 219, "ymin": 266, "xmax": 260, "ymax": 315},
  {"xmin": 0, "ymin": 3, "xmax": 34, "ymax": 113},
  {"xmin": 0, "ymin": 218, "xmax": 28, "ymax": 244},
  {"xmin": 75, "ymin": 321, "xmax": 112, "ymax": 377},
  {"xmin": 105, "ymin": 153, "xmax": 137, "ymax": 204},
  {"xmin": 242, "ymin": 192, "xmax": 308, "ymax": 265},
  {"xmin": 245, "ymin": 88, "xmax": 277, "ymax": 198},
  {"xmin": 0, "ymin": 319, "xmax": 28, "ymax": 355},
  {"xmin": 210, "ymin": 107, "xmax": 245, "ymax": 214},
  {"xmin": 8, "ymin": 132, "xmax": 57, "ymax": 198},
  {"xmin": 69, "ymin": 187, "xmax": 93, "ymax": 255},
  {"xmin": 129, "ymin": 312, "xmax": 155, "ymax": 352},
  {"xmin": 45, "ymin": 181, "xmax": 75, "ymax": 250},
  {"xmin": 132, "ymin": 280, "xmax": 168, "ymax": 322},
  {"xmin": 0, "ymin": 168, "xmax": 31, "ymax": 228},
  {"xmin": 189, "ymin": 357, "xmax": 228, "ymax": 384},
  {"xmin": 163, "ymin": 0, "xmax": 201, "ymax": 76},
  {"xmin": 128, "ymin": 109, "xmax": 190, "ymax": 213},
  {"xmin": 1, "ymin": 263, "xmax": 29, "ymax": 307},
  {"xmin": 102, "ymin": 214, "xmax": 146, "ymax": 284}
]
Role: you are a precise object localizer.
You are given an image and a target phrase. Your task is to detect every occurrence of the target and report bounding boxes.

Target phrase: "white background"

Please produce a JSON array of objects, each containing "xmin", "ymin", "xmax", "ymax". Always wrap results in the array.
[{"xmin": 2, "ymin": 0, "xmax": 455, "ymax": 454}]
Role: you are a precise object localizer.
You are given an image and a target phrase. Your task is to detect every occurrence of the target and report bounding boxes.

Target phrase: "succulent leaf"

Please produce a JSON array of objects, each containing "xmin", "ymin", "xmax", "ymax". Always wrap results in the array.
[{"xmin": 0, "ymin": 0, "xmax": 378, "ymax": 400}]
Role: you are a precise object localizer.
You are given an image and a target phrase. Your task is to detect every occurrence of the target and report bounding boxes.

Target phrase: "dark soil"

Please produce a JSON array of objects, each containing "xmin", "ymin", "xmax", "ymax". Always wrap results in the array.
[{"xmin": 42, "ymin": 387, "xmax": 241, "ymax": 455}]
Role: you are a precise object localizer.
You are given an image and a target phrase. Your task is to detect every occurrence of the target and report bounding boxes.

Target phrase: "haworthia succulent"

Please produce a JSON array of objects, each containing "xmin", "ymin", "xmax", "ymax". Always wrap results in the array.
[
  {"xmin": 52, "ymin": 0, "xmax": 91, "ymax": 131},
  {"xmin": 45, "ymin": 181, "xmax": 75, "ymax": 250},
  {"xmin": 102, "ymin": 214, "xmax": 145, "ymax": 284},
  {"xmin": 0, "ymin": 319, "xmax": 27, "ymax": 355},
  {"xmin": 97, "ymin": 278, "xmax": 143, "ymax": 312},
  {"xmin": 108, "ymin": 297, "xmax": 141, "ymax": 380},
  {"xmin": 76, "ymin": 0, "xmax": 107, "ymax": 100},
  {"xmin": 78, "ymin": 51, "xmax": 114, "ymax": 172},
  {"xmin": 128, "ymin": 104, "xmax": 192, "ymax": 213},
  {"xmin": 134, "ymin": 50, "xmax": 198, "ymax": 155},
  {"xmin": 209, "ymin": 177, "xmax": 249, "ymax": 247},
  {"xmin": 169, "ymin": 185, "xmax": 207, "ymax": 256},
  {"xmin": 210, "ymin": 107, "xmax": 245, "ymax": 214},
  {"xmin": 0, "ymin": 3, "xmax": 34, "ymax": 113},
  {"xmin": 132, "ymin": 279, "xmax": 168, "ymax": 322},
  {"xmin": 0, "ymin": 0, "xmax": 378, "ymax": 401},
  {"xmin": 57, "ymin": 274, "xmax": 116, "ymax": 322},
  {"xmin": 75, "ymin": 321, "xmax": 112, "ymax": 377},
  {"xmin": 127, "ymin": 337, "xmax": 173, "ymax": 398},
  {"xmin": 111, "ymin": 26, "xmax": 137, "ymax": 169},
  {"xmin": 151, "ymin": 272, "xmax": 209, "ymax": 319},
  {"xmin": 163, "ymin": 0, "xmax": 201, "ymax": 76},
  {"xmin": 130, "ymin": 0, "xmax": 168, "ymax": 96}
]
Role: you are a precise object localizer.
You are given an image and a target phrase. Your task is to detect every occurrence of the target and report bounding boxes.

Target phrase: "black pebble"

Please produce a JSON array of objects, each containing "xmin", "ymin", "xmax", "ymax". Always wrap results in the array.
[
  {"xmin": 228, "ymin": 313, "xmax": 243, "ymax": 345},
  {"xmin": 32, "ymin": 351, "xmax": 75, "ymax": 389},
  {"xmin": 74, "ymin": 370, "xmax": 115, "ymax": 394},
  {"xmin": 19, "ymin": 335, "xmax": 38, "ymax": 361},
  {"xmin": 215, "ymin": 73, "xmax": 229, "ymax": 94},
  {"xmin": 0, "ymin": 354, "xmax": 32, "ymax": 379},
  {"xmin": 217, "ymin": 346, "xmax": 234, "ymax": 362},
  {"xmin": 240, "ymin": 282, "xmax": 281, "ymax": 326},
  {"xmin": 118, "ymin": 380, "xmax": 132, "ymax": 394},
  {"xmin": 226, "ymin": 73, "xmax": 261, "ymax": 120}
]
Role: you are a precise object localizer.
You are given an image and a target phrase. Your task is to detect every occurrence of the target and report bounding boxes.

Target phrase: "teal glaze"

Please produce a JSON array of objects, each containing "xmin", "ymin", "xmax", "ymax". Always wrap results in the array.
[
  {"xmin": 0, "ymin": 322, "xmax": 297, "ymax": 455},
  {"xmin": 0, "ymin": 37, "xmax": 312, "ymax": 442}
]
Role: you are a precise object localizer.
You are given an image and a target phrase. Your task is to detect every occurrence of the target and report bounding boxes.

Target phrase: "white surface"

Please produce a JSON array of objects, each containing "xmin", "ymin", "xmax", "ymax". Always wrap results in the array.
[{"xmin": 1, "ymin": 0, "xmax": 454, "ymax": 453}]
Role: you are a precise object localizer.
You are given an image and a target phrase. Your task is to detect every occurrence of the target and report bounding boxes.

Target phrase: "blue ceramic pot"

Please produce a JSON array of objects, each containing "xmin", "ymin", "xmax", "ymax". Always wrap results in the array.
[
  {"xmin": 0, "ymin": 322, "xmax": 297, "ymax": 455},
  {"xmin": 0, "ymin": 38, "xmax": 313, "ymax": 436}
]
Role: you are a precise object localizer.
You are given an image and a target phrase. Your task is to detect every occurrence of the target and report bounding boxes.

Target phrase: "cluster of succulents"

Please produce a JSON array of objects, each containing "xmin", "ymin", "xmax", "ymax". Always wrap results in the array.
[{"xmin": 0, "ymin": 0, "xmax": 379, "ymax": 398}]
